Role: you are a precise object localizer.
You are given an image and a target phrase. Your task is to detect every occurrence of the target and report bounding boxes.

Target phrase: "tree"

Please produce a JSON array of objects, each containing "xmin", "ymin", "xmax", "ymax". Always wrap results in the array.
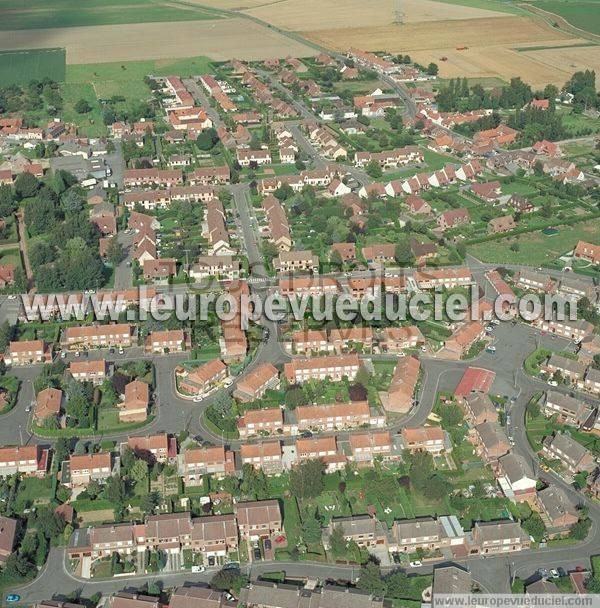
[
  {"xmin": 54, "ymin": 437, "xmax": 70, "ymax": 466},
  {"xmin": 106, "ymin": 239, "xmax": 124, "ymax": 266},
  {"xmin": 426, "ymin": 62, "xmax": 439, "ymax": 76},
  {"xmin": 357, "ymin": 561, "xmax": 387, "ymax": 596},
  {"xmin": 423, "ymin": 473, "xmax": 450, "ymax": 501},
  {"xmin": 385, "ymin": 570, "xmax": 410, "ymax": 598},
  {"xmin": 0, "ymin": 185, "xmax": 16, "ymax": 216},
  {"xmin": 129, "ymin": 459, "xmax": 149, "ymax": 487},
  {"xmin": 0, "ymin": 320, "xmax": 16, "ymax": 352},
  {"xmin": 365, "ymin": 159, "xmax": 382, "ymax": 178},
  {"xmin": 289, "ymin": 459, "xmax": 325, "ymax": 499},
  {"xmin": 395, "ymin": 238, "xmax": 414, "ymax": 266},
  {"xmin": 300, "ymin": 511, "xmax": 322, "ymax": 544},
  {"xmin": 14, "ymin": 172, "xmax": 40, "ymax": 199},
  {"xmin": 105, "ymin": 475, "xmax": 130, "ymax": 504},
  {"xmin": 86, "ymin": 479, "xmax": 102, "ymax": 500},
  {"xmin": 439, "ymin": 403, "xmax": 464, "ymax": 428},
  {"xmin": 210, "ymin": 568, "xmax": 248, "ymax": 593},
  {"xmin": 522, "ymin": 512, "xmax": 546, "ymax": 542},
  {"xmin": 328, "ymin": 524, "xmax": 347, "ymax": 556},
  {"xmin": 61, "ymin": 189, "xmax": 85, "ymax": 213},
  {"xmin": 74, "ymin": 98, "xmax": 92, "ymax": 114},
  {"xmin": 570, "ymin": 517, "xmax": 591, "ymax": 540},
  {"xmin": 3, "ymin": 553, "xmax": 36, "ymax": 580},
  {"xmin": 240, "ymin": 463, "xmax": 268, "ymax": 499},
  {"xmin": 196, "ymin": 128, "xmax": 219, "ymax": 151},
  {"xmin": 285, "ymin": 386, "xmax": 306, "ymax": 409}
]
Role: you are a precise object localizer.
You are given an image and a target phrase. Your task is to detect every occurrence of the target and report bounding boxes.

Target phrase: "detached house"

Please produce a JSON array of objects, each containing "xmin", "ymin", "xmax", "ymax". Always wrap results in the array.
[
  {"xmin": 437, "ymin": 209, "xmax": 470, "ymax": 231},
  {"xmin": 236, "ymin": 148, "xmax": 272, "ymax": 167}
]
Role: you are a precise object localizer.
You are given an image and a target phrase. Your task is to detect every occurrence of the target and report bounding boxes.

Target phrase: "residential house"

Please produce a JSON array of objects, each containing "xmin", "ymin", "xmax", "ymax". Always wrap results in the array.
[
  {"xmin": 488, "ymin": 215, "xmax": 516, "ymax": 234},
  {"xmin": 62, "ymin": 324, "xmax": 133, "ymax": 349},
  {"xmin": 276, "ymin": 250, "xmax": 319, "ymax": 273},
  {"xmin": 437, "ymin": 209, "xmax": 470, "ymax": 231},
  {"xmin": 348, "ymin": 430, "xmax": 395, "ymax": 465},
  {"xmin": 383, "ymin": 356, "xmax": 420, "ymax": 413},
  {"xmin": 401, "ymin": 426, "xmax": 447, "ymax": 455},
  {"xmin": 0, "ymin": 445, "xmax": 48, "ymax": 478},
  {"xmin": 34, "ymin": 387, "xmax": 62, "ymax": 423},
  {"xmin": 234, "ymin": 499, "xmax": 282, "ymax": 541},
  {"xmin": 0, "ymin": 516, "xmax": 17, "ymax": 564},
  {"xmin": 471, "ymin": 521, "xmax": 530, "ymax": 554},
  {"xmin": 233, "ymin": 363, "xmax": 280, "ymax": 403},
  {"xmin": 239, "ymin": 442, "xmax": 283, "ymax": 475},
  {"xmin": 145, "ymin": 329, "xmax": 189, "ymax": 354},
  {"xmin": 542, "ymin": 391, "xmax": 591, "ymax": 426},
  {"xmin": 284, "ymin": 354, "xmax": 361, "ymax": 384},
  {"xmin": 542, "ymin": 432, "xmax": 595, "ymax": 473},
  {"xmin": 119, "ymin": 380, "xmax": 150, "ymax": 423},
  {"xmin": 323, "ymin": 515, "xmax": 388, "ymax": 549},
  {"xmin": 180, "ymin": 446, "xmax": 235, "ymax": 486},
  {"xmin": 126, "ymin": 434, "xmax": 176, "ymax": 464},
  {"xmin": 69, "ymin": 360, "xmax": 108, "ymax": 384},
  {"xmin": 444, "ymin": 321, "xmax": 486, "ymax": 359},
  {"xmin": 237, "ymin": 408, "xmax": 284, "ymax": 439},
  {"xmin": 463, "ymin": 392, "xmax": 497, "ymax": 425},
  {"xmin": 178, "ymin": 360, "xmax": 228, "ymax": 396},
  {"xmin": 6, "ymin": 340, "xmax": 52, "ymax": 366},
  {"xmin": 537, "ymin": 485, "xmax": 579, "ymax": 538},
  {"xmin": 472, "ymin": 421, "xmax": 510, "ymax": 462},
  {"xmin": 68, "ymin": 452, "xmax": 113, "ymax": 488},
  {"xmin": 497, "ymin": 453, "xmax": 537, "ymax": 502},
  {"xmin": 294, "ymin": 401, "xmax": 384, "ymax": 433}
]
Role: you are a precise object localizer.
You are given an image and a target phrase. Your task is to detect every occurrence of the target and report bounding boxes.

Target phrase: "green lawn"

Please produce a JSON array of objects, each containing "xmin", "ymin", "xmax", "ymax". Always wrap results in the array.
[
  {"xmin": 67, "ymin": 56, "xmax": 213, "ymax": 104},
  {"xmin": 469, "ymin": 217, "xmax": 600, "ymax": 265},
  {"xmin": 60, "ymin": 82, "xmax": 106, "ymax": 138},
  {"xmin": 533, "ymin": 0, "xmax": 600, "ymax": 36},
  {"xmin": 0, "ymin": 247, "xmax": 22, "ymax": 270},
  {"xmin": 0, "ymin": 0, "xmax": 226, "ymax": 30}
]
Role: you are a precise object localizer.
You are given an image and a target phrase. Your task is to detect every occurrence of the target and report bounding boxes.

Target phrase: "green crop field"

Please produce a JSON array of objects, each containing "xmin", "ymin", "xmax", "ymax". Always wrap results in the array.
[
  {"xmin": 0, "ymin": 0, "xmax": 226, "ymax": 30},
  {"xmin": 0, "ymin": 48, "xmax": 66, "ymax": 86},
  {"xmin": 533, "ymin": 0, "xmax": 600, "ymax": 36}
]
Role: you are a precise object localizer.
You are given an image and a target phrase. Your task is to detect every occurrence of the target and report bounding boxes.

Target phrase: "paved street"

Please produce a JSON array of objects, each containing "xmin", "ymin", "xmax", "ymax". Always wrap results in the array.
[{"xmin": 2, "ymin": 20, "xmax": 599, "ymax": 597}]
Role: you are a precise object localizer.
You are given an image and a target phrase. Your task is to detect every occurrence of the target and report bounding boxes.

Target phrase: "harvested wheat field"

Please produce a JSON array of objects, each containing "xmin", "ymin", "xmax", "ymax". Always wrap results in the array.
[
  {"xmin": 521, "ymin": 45, "xmax": 600, "ymax": 79},
  {"xmin": 243, "ymin": 0, "xmax": 506, "ymax": 31},
  {"xmin": 184, "ymin": 0, "xmax": 272, "ymax": 9},
  {"xmin": 0, "ymin": 18, "xmax": 317, "ymax": 63},
  {"xmin": 304, "ymin": 16, "xmax": 570, "ymax": 53},
  {"xmin": 304, "ymin": 15, "xmax": 585, "ymax": 86}
]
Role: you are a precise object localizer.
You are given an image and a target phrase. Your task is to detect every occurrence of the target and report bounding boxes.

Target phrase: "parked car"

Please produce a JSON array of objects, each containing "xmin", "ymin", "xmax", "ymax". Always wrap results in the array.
[{"xmin": 409, "ymin": 561, "xmax": 422, "ymax": 568}]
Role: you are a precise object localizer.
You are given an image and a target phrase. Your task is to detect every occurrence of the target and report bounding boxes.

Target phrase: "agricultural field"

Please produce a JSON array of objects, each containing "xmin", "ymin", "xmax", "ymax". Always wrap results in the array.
[
  {"xmin": 532, "ymin": 0, "xmax": 600, "ymax": 36},
  {"xmin": 0, "ymin": 18, "xmax": 317, "ymax": 64},
  {"xmin": 519, "ymin": 43, "xmax": 600, "ymax": 86},
  {"xmin": 0, "ymin": 48, "xmax": 66, "ymax": 86},
  {"xmin": 243, "ymin": 0, "xmax": 507, "ymax": 31},
  {"xmin": 0, "ymin": 0, "xmax": 225, "ymax": 30}
]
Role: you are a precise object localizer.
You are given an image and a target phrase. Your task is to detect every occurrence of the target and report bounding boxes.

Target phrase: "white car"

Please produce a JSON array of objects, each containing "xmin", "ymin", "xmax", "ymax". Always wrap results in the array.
[
  {"xmin": 549, "ymin": 569, "xmax": 560, "ymax": 579},
  {"xmin": 491, "ymin": 319, "xmax": 500, "ymax": 325},
  {"xmin": 118, "ymin": 347, "xmax": 124, "ymax": 355},
  {"xmin": 7, "ymin": 295, "xmax": 16, "ymax": 300},
  {"xmin": 548, "ymin": 380, "xmax": 558, "ymax": 387},
  {"xmin": 60, "ymin": 351, "xmax": 67, "ymax": 359},
  {"xmin": 223, "ymin": 378, "xmax": 233, "ymax": 387},
  {"xmin": 74, "ymin": 351, "xmax": 80, "ymax": 357},
  {"xmin": 191, "ymin": 565, "xmax": 206, "ymax": 573},
  {"xmin": 193, "ymin": 395, "xmax": 204, "ymax": 403},
  {"xmin": 409, "ymin": 561, "xmax": 422, "ymax": 568}
]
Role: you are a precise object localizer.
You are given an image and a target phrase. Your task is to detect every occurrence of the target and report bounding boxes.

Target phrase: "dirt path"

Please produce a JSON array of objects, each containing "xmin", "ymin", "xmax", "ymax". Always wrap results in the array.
[{"xmin": 16, "ymin": 211, "xmax": 34, "ymax": 292}]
